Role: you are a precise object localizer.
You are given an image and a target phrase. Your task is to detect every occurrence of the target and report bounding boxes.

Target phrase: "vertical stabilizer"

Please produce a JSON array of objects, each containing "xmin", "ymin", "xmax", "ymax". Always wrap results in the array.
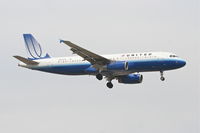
[{"xmin": 23, "ymin": 34, "xmax": 50, "ymax": 59}]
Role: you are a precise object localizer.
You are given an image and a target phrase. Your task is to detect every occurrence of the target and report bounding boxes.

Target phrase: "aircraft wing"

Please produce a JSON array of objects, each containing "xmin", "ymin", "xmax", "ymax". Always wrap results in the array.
[{"xmin": 60, "ymin": 40, "xmax": 111, "ymax": 65}]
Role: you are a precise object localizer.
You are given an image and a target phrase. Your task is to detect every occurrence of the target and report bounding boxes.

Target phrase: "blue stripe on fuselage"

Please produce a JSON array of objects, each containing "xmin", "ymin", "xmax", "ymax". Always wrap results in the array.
[
  {"xmin": 34, "ymin": 63, "xmax": 91, "ymax": 75},
  {"xmin": 33, "ymin": 59, "xmax": 185, "ymax": 75},
  {"xmin": 128, "ymin": 59, "xmax": 185, "ymax": 72}
]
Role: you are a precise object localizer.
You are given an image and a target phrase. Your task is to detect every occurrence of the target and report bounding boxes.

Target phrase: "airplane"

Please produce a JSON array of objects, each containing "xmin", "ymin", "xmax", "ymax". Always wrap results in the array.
[{"xmin": 13, "ymin": 34, "xmax": 186, "ymax": 88}]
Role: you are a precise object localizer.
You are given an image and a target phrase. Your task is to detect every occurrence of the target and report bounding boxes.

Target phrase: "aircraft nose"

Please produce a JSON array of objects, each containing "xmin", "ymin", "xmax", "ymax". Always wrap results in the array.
[{"xmin": 177, "ymin": 59, "xmax": 186, "ymax": 67}]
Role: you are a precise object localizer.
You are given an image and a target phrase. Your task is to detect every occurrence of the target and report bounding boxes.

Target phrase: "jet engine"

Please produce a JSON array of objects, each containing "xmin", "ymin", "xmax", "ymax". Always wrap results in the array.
[
  {"xmin": 118, "ymin": 74, "xmax": 143, "ymax": 84},
  {"xmin": 107, "ymin": 61, "xmax": 128, "ymax": 71}
]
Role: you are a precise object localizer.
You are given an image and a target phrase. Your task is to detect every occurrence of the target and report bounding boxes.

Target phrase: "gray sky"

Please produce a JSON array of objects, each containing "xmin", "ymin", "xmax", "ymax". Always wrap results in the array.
[{"xmin": 0, "ymin": 0, "xmax": 199, "ymax": 133}]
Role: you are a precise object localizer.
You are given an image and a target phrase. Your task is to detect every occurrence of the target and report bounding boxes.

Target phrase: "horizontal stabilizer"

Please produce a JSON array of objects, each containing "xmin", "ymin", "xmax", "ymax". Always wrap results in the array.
[{"xmin": 13, "ymin": 56, "xmax": 39, "ymax": 65}]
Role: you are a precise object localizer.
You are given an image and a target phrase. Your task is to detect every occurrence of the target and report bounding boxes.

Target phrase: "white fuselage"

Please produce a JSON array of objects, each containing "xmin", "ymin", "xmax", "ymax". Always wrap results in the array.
[{"xmin": 19, "ymin": 52, "xmax": 186, "ymax": 76}]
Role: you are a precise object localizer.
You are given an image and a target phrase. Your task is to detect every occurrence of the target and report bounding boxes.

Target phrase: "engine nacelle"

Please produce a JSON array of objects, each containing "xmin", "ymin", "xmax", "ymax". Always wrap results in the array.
[
  {"xmin": 118, "ymin": 74, "xmax": 143, "ymax": 84},
  {"xmin": 107, "ymin": 61, "xmax": 128, "ymax": 71}
]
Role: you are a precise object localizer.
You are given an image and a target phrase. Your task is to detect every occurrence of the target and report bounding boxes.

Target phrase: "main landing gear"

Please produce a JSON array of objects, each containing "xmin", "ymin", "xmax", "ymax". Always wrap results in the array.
[
  {"xmin": 106, "ymin": 82, "xmax": 113, "ymax": 89},
  {"xmin": 160, "ymin": 71, "xmax": 165, "ymax": 81},
  {"xmin": 96, "ymin": 74, "xmax": 114, "ymax": 89},
  {"xmin": 96, "ymin": 74, "xmax": 103, "ymax": 80},
  {"xmin": 106, "ymin": 76, "xmax": 114, "ymax": 89}
]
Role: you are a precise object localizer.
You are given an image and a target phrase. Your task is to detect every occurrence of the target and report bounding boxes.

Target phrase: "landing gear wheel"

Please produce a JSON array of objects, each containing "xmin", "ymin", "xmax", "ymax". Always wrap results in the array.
[
  {"xmin": 160, "ymin": 71, "xmax": 165, "ymax": 81},
  {"xmin": 96, "ymin": 74, "xmax": 103, "ymax": 80},
  {"xmin": 106, "ymin": 82, "xmax": 113, "ymax": 89},
  {"xmin": 160, "ymin": 77, "xmax": 165, "ymax": 81}
]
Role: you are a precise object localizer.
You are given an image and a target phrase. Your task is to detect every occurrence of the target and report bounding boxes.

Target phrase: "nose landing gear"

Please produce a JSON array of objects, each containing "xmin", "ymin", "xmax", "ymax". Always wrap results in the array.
[
  {"xmin": 160, "ymin": 77, "xmax": 165, "ymax": 81},
  {"xmin": 160, "ymin": 71, "xmax": 165, "ymax": 81}
]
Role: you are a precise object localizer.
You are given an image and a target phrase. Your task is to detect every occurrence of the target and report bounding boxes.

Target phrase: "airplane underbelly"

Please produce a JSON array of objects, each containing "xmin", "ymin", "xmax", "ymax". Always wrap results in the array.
[{"xmin": 35, "ymin": 63, "xmax": 92, "ymax": 75}]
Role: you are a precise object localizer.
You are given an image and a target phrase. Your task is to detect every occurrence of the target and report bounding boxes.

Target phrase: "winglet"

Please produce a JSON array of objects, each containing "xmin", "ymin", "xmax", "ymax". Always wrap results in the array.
[
  {"xmin": 13, "ymin": 56, "xmax": 39, "ymax": 65},
  {"xmin": 60, "ymin": 39, "xmax": 65, "ymax": 43},
  {"xmin": 60, "ymin": 40, "xmax": 72, "ymax": 44}
]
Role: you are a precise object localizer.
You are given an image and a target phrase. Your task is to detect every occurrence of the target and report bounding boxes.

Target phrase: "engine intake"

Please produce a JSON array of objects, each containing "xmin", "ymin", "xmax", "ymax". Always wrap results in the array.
[{"xmin": 118, "ymin": 74, "xmax": 143, "ymax": 84}]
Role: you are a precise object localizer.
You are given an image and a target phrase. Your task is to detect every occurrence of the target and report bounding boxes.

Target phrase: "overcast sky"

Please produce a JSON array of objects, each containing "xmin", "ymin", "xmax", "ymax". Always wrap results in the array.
[{"xmin": 0, "ymin": 0, "xmax": 199, "ymax": 133}]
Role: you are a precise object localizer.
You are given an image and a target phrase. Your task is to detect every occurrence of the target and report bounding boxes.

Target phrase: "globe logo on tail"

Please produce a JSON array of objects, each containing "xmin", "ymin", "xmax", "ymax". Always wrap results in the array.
[{"xmin": 23, "ymin": 34, "xmax": 43, "ymax": 59}]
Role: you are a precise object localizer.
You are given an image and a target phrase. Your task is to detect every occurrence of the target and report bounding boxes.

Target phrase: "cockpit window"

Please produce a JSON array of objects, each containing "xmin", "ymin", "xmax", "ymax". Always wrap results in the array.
[{"xmin": 169, "ymin": 55, "xmax": 178, "ymax": 58}]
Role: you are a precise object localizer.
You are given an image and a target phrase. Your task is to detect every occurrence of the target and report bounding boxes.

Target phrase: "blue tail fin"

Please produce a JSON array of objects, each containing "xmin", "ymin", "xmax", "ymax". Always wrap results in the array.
[{"xmin": 23, "ymin": 34, "xmax": 50, "ymax": 59}]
